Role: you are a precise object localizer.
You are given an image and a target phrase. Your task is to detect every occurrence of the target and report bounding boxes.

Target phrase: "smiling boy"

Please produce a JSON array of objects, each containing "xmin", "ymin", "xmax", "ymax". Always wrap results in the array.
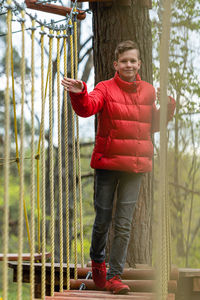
[{"xmin": 61, "ymin": 40, "xmax": 175, "ymax": 294}]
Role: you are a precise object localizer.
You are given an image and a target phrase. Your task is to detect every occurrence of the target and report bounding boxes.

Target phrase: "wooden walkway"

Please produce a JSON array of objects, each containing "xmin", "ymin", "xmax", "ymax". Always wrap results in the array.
[
  {"xmin": 8, "ymin": 263, "xmax": 178, "ymax": 299},
  {"xmin": 45, "ymin": 290, "xmax": 175, "ymax": 300}
]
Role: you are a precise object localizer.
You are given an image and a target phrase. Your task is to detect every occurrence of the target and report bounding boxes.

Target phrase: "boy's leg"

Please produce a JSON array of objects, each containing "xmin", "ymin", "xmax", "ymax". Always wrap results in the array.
[
  {"xmin": 90, "ymin": 169, "xmax": 118, "ymax": 263},
  {"xmin": 107, "ymin": 172, "xmax": 143, "ymax": 279},
  {"xmin": 90, "ymin": 169, "xmax": 118, "ymax": 288}
]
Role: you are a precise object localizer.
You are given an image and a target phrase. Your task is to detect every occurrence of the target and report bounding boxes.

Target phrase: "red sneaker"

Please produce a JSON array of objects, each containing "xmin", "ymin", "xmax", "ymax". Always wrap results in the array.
[
  {"xmin": 92, "ymin": 260, "xmax": 107, "ymax": 289},
  {"xmin": 106, "ymin": 275, "xmax": 130, "ymax": 294}
]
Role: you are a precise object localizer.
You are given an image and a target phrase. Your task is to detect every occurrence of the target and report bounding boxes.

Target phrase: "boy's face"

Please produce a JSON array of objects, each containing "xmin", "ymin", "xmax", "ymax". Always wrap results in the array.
[{"xmin": 113, "ymin": 49, "xmax": 141, "ymax": 82}]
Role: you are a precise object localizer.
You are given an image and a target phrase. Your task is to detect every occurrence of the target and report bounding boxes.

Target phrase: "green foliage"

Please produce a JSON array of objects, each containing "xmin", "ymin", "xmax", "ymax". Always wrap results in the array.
[{"xmin": 0, "ymin": 268, "xmax": 30, "ymax": 300}]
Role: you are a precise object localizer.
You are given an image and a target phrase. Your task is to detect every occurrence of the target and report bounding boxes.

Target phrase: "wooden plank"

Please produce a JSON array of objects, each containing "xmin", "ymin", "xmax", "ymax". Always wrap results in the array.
[
  {"xmin": 193, "ymin": 277, "xmax": 200, "ymax": 292},
  {"xmin": 45, "ymin": 295, "xmax": 152, "ymax": 300},
  {"xmin": 25, "ymin": 0, "xmax": 86, "ymax": 20},
  {"xmin": 0, "ymin": 252, "xmax": 51, "ymax": 261},
  {"xmin": 54, "ymin": 291, "xmax": 175, "ymax": 299},
  {"xmin": 45, "ymin": 297, "xmax": 152, "ymax": 300},
  {"xmin": 44, "ymin": 291, "xmax": 175, "ymax": 300},
  {"xmin": 68, "ymin": 279, "xmax": 177, "ymax": 293},
  {"xmin": 179, "ymin": 268, "xmax": 200, "ymax": 277},
  {"xmin": 8, "ymin": 262, "xmax": 178, "ymax": 280}
]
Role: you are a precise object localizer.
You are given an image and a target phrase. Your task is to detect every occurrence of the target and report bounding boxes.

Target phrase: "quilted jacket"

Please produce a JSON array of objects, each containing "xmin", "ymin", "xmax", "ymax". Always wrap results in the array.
[{"xmin": 69, "ymin": 72, "xmax": 175, "ymax": 173}]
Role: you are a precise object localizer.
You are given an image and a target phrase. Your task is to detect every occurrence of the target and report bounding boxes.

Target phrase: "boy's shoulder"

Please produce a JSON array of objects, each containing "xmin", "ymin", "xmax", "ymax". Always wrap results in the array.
[
  {"xmin": 140, "ymin": 80, "xmax": 154, "ymax": 88},
  {"xmin": 94, "ymin": 78, "xmax": 115, "ymax": 93},
  {"xmin": 140, "ymin": 80, "xmax": 156, "ymax": 94},
  {"xmin": 95, "ymin": 77, "xmax": 114, "ymax": 86}
]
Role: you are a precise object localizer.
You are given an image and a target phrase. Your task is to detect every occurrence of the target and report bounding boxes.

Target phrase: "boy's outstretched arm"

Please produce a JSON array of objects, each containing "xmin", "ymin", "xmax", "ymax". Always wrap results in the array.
[
  {"xmin": 61, "ymin": 77, "xmax": 106, "ymax": 118},
  {"xmin": 61, "ymin": 77, "xmax": 84, "ymax": 93}
]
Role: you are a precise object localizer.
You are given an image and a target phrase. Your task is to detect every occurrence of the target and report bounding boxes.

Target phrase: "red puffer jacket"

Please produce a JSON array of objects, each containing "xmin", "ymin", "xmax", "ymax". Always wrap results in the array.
[{"xmin": 69, "ymin": 72, "xmax": 175, "ymax": 173}]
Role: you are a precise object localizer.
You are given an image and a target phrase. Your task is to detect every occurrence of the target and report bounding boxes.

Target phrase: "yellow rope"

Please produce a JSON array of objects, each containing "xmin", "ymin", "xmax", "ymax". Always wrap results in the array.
[
  {"xmin": 69, "ymin": 18, "xmax": 78, "ymax": 280},
  {"xmin": 30, "ymin": 18, "xmax": 36, "ymax": 300},
  {"xmin": 48, "ymin": 27, "xmax": 55, "ymax": 297},
  {"xmin": 40, "ymin": 25, "xmax": 46, "ymax": 300},
  {"xmin": 36, "ymin": 59, "xmax": 50, "ymax": 254},
  {"xmin": 11, "ymin": 34, "xmax": 20, "ymax": 175},
  {"xmin": 156, "ymin": 0, "xmax": 172, "ymax": 299},
  {"xmin": 3, "ymin": 2, "xmax": 12, "ymax": 299},
  {"xmin": 57, "ymin": 29, "xmax": 64, "ymax": 292},
  {"xmin": 17, "ymin": 9, "xmax": 26, "ymax": 300},
  {"xmin": 63, "ymin": 28, "xmax": 70, "ymax": 290},
  {"xmin": 10, "ymin": 18, "xmax": 32, "ymax": 252},
  {"xmin": 74, "ymin": 10, "xmax": 84, "ymax": 267}
]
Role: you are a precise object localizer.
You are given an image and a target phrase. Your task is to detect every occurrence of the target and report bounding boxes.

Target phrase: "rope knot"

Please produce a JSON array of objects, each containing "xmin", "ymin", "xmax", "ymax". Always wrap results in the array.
[{"xmin": 35, "ymin": 154, "xmax": 40, "ymax": 160}]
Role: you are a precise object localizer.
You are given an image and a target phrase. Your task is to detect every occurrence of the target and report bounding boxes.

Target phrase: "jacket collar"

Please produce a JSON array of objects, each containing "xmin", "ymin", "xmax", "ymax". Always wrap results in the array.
[{"xmin": 114, "ymin": 71, "xmax": 141, "ymax": 93}]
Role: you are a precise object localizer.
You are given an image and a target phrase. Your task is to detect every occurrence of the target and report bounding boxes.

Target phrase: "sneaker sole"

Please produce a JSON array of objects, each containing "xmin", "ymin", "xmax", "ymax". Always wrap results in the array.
[{"xmin": 113, "ymin": 287, "xmax": 130, "ymax": 295}]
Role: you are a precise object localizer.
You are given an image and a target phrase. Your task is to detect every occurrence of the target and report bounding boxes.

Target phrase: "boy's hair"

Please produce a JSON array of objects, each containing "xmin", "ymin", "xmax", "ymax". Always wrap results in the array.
[{"xmin": 115, "ymin": 40, "xmax": 140, "ymax": 60}]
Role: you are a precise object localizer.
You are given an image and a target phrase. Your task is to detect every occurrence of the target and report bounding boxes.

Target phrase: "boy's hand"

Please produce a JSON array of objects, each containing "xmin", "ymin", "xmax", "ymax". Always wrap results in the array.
[
  {"xmin": 157, "ymin": 87, "xmax": 171, "ymax": 104},
  {"xmin": 61, "ymin": 77, "xmax": 84, "ymax": 93}
]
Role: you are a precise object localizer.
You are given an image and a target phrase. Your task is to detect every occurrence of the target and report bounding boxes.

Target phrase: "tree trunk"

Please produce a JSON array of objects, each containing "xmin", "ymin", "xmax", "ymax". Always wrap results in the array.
[{"xmin": 90, "ymin": 0, "xmax": 153, "ymax": 266}]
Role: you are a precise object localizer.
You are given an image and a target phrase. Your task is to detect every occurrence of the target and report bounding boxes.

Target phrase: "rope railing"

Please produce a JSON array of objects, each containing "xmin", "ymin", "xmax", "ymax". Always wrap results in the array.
[{"xmin": 1, "ymin": 1, "xmax": 85, "ymax": 298}]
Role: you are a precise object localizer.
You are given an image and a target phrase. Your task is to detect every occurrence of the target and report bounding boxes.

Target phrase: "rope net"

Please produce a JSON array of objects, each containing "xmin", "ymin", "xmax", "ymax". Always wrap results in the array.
[{"xmin": 1, "ymin": 1, "xmax": 85, "ymax": 299}]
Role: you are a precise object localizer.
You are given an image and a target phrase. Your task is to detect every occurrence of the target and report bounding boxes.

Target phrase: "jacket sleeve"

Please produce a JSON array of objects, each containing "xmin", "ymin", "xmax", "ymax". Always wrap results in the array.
[
  {"xmin": 152, "ymin": 96, "xmax": 176, "ymax": 133},
  {"xmin": 69, "ymin": 81, "xmax": 106, "ymax": 118}
]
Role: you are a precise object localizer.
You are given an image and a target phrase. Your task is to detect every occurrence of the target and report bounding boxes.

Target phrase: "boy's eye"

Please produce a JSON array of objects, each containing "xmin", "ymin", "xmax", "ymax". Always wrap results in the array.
[{"xmin": 120, "ymin": 60, "xmax": 136, "ymax": 63}]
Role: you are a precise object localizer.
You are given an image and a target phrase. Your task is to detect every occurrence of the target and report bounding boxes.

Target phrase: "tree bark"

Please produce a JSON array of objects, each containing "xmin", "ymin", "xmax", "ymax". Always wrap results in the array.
[{"xmin": 90, "ymin": 0, "xmax": 153, "ymax": 266}]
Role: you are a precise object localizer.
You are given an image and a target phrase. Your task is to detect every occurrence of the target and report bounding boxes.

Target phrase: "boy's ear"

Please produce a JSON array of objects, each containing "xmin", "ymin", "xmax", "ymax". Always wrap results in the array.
[
  {"xmin": 113, "ymin": 61, "xmax": 118, "ymax": 71},
  {"xmin": 138, "ymin": 59, "xmax": 142, "ymax": 69}
]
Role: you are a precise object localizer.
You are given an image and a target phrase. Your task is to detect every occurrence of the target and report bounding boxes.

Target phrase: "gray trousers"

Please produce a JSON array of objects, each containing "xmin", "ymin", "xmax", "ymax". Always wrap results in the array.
[{"xmin": 90, "ymin": 169, "xmax": 142, "ymax": 279}]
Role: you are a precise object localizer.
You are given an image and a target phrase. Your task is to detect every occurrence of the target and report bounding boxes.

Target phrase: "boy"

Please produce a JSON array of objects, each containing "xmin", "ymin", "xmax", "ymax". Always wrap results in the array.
[{"xmin": 61, "ymin": 40, "xmax": 175, "ymax": 294}]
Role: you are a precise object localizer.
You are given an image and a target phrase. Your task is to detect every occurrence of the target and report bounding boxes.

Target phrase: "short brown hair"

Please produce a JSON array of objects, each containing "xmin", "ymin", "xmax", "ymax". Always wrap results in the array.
[{"xmin": 115, "ymin": 40, "xmax": 140, "ymax": 60}]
